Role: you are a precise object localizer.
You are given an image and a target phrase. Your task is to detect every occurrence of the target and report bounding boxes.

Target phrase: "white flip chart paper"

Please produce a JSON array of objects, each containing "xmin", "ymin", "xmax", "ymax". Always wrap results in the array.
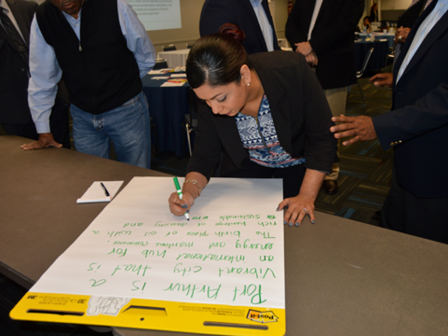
[{"xmin": 31, "ymin": 177, "xmax": 285, "ymax": 309}]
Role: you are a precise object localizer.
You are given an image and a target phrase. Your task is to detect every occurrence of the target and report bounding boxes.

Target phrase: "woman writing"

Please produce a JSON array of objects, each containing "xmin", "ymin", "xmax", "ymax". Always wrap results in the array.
[{"xmin": 168, "ymin": 24, "xmax": 336, "ymax": 227}]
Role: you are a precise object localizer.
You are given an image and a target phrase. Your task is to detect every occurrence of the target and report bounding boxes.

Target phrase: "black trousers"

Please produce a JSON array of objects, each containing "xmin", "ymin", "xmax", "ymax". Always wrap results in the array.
[
  {"xmin": 221, "ymin": 159, "xmax": 306, "ymax": 199},
  {"xmin": 1, "ymin": 97, "xmax": 70, "ymax": 149},
  {"xmin": 381, "ymin": 167, "xmax": 448, "ymax": 244}
]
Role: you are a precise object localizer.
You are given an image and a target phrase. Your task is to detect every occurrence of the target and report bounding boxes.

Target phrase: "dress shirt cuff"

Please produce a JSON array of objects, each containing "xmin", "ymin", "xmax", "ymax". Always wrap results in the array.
[{"xmin": 34, "ymin": 120, "xmax": 51, "ymax": 134}]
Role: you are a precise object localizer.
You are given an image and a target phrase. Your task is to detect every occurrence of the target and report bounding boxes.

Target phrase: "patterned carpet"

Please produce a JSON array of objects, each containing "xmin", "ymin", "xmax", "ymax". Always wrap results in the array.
[{"xmin": 0, "ymin": 76, "xmax": 393, "ymax": 335}]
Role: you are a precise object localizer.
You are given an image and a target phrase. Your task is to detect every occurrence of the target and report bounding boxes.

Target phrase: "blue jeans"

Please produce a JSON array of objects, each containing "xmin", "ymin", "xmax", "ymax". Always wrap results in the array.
[{"xmin": 70, "ymin": 91, "xmax": 151, "ymax": 168}]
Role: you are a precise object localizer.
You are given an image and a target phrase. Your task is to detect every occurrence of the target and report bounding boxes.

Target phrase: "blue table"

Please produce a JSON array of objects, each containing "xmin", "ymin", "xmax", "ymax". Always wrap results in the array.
[
  {"xmin": 142, "ymin": 75, "xmax": 190, "ymax": 157},
  {"xmin": 354, "ymin": 40, "xmax": 389, "ymax": 72}
]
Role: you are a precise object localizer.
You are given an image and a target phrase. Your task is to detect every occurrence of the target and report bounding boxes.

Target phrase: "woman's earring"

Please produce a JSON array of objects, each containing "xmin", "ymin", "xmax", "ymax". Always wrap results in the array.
[{"xmin": 247, "ymin": 83, "xmax": 251, "ymax": 87}]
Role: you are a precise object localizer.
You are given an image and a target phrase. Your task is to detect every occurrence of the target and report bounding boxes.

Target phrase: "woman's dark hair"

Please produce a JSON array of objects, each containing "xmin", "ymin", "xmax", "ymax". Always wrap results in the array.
[
  {"xmin": 363, "ymin": 16, "xmax": 371, "ymax": 24},
  {"xmin": 186, "ymin": 23, "xmax": 249, "ymax": 89}
]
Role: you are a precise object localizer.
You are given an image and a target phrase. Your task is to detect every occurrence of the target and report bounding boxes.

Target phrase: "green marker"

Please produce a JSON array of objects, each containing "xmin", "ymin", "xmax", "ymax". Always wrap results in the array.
[{"xmin": 173, "ymin": 177, "xmax": 189, "ymax": 221}]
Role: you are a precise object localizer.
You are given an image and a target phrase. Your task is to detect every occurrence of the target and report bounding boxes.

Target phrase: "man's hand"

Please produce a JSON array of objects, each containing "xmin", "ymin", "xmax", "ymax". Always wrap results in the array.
[
  {"xmin": 295, "ymin": 41, "xmax": 313, "ymax": 56},
  {"xmin": 305, "ymin": 51, "xmax": 318, "ymax": 66},
  {"xmin": 21, "ymin": 133, "xmax": 62, "ymax": 150},
  {"xmin": 369, "ymin": 73, "xmax": 393, "ymax": 87},
  {"xmin": 330, "ymin": 115, "xmax": 377, "ymax": 146},
  {"xmin": 395, "ymin": 26, "xmax": 411, "ymax": 43}
]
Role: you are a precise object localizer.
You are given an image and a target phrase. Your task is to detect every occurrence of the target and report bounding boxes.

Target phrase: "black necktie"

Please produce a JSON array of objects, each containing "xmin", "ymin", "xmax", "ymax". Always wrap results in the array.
[{"xmin": 0, "ymin": 8, "xmax": 29, "ymax": 64}]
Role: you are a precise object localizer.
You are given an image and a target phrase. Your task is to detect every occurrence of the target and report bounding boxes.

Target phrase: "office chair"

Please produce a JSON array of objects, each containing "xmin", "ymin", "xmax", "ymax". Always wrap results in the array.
[
  {"xmin": 385, "ymin": 46, "xmax": 395, "ymax": 71},
  {"xmin": 183, "ymin": 89, "xmax": 198, "ymax": 156},
  {"xmin": 356, "ymin": 47, "xmax": 374, "ymax": 104},
  {"xmin": 153, "ymin": 58, "xmax": 168, "ymax": 70},
  {"xmin": 162, "ymin": 44, "xmax": 177, "ymax": 51},
  {"xmin": 186, "ymin": 42, "xmax": 194, "ymax": 49}
]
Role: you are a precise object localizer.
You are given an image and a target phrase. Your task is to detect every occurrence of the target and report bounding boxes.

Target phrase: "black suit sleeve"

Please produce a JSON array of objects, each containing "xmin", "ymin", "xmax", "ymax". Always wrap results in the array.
[
  {"xmin": 374, "ymin": 83, "xmax": 448, "ymax": 150},
  {"xmin": 186, "ymin": 101, "xmax": 224, "ymax": 180}
]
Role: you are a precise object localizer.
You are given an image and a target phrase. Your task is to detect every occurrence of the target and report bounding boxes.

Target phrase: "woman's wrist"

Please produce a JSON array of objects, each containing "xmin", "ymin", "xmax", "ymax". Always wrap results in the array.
[{"xmin": 183, "ymin": 179, "xmax": 202, "ymax": 199}]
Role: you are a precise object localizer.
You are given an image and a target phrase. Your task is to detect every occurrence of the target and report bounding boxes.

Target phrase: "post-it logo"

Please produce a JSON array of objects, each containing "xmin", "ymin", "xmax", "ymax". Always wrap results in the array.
[{"xmin": 246, "ymin": 309, "xmax": 279, "ymax": 323}]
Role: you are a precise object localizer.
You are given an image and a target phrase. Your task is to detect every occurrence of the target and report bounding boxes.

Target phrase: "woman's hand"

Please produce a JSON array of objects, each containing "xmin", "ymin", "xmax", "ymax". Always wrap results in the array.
[
  {"xmin": 168, "ymin": 172, "xmax": 207, "ymax": 217},
  {"xmin": 277, "ymin": 169, "xmax": 325, "ymax": 227},
  {"xmin": 168, "ymin": 191, "xmax": 195, "ymax": 217},
  {"xmin": 277, "ymin": 194, "xmax": 315, "ymax": 227}
]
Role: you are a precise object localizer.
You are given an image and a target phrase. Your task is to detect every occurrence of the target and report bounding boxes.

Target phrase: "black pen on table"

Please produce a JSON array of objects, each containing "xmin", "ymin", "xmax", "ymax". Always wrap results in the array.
[{"xmin": 100, "ymin": 182, "xmax": 110, "ymax": 196}]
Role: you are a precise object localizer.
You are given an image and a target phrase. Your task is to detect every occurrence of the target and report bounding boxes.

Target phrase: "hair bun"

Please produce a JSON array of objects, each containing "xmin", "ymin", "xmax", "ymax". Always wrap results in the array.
[{"xmin": 218, "ymin": 23, "xmax": 245, "ymax": 43}]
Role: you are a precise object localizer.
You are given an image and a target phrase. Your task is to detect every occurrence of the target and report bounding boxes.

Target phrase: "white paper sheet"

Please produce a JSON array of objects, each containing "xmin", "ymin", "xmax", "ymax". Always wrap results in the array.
[
  {"xmin": 148, "ymin": 69, "xmax": 171, "ymax": 75},
  {"xmin": 170, "ymin": 74, "xmax": 187, "ymax": 78},
  {"xmin": 161, "ymin": 81, "xmax": 186, "ymax": 87},
  {"xmin": 76, "ymin": 181, "xmax": 124, "ymax": 204},
  {"xmin": 32, "ymin": 177, "xmax": 285, "ymax": 309}
]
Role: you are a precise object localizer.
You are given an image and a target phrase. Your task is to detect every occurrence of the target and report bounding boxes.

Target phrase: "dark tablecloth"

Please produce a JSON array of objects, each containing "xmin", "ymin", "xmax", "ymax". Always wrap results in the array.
[
  {"xmin": 142, "ymin": 75, "xmax": 190, "ymax": 157},
  {"xmin": 355, "ymin": 40, "xmax": 389, "ymax": 72}
]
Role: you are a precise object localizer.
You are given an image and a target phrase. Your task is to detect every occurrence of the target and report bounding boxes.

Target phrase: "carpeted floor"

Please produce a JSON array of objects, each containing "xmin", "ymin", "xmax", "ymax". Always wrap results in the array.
[{"xmin": 0, "ymin": 75, "xmax": 393, "ymax": 335}]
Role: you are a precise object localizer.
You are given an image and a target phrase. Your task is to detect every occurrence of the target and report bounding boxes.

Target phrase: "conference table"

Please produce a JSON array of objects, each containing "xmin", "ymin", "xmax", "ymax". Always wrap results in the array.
[
  {"xmin": 1, "ymin": 135, "xmax": 448, "ymax": 336},
  {"xmin": 355, "ymin": 39, "xmax": 389, "ymax": 72},
  {"xmin": 156, "ymin": 49, "xmax": 190, "ymax": 68},
  {"xmin": 142, "ymin": 73, "xmax": 190, "ymax": 157}
]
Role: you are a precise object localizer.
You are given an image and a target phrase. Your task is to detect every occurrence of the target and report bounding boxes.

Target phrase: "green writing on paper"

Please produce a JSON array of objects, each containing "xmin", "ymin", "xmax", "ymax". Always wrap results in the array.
[
  {"xmin": 257, "ymin": 221, "xmax": 277, "ymax": 227},
  {"xmin": 186, "ymin": 231, "xmax": 209, "ymax": 237},
  {"xmin": 218, "ymin": 267, "xmax": 276, "ymax": 279},
  {"xmin": 113, "ymin": 241, "xmax": 148, "ymax": 246},
  {"xmin": 191, "ymin": 216, "xmax": 208, "ymax": 220},
  {"xmin": 144, "ymin": 231, "xmax": 157, "ymax": 236},
  {"xmin": 233, "ymin": 284, "xmax": 267, "ymax": 305},
  {"xmin": 176, "ymin": 253, "xmax": 245, "ymax": 263},
  {"xmin": 123, "ymin": 222, "xmax": 143, "ymax": 228},
  {"xmin": 111, "ymin": 264, "xmax": 151, "ymax": 277},
  {"xmin": 215, "ymin": 221, "xmax": 246, "ymax": 226},
  {"xmin": 155, "ymin": 242, "xmax": 194, "ymax": 249},
  {"xmin": 209, "ymin": 242, "xmax": 226, "ymax": 249},
  {"xmin": 215, "ymin": 231, "xmax": 241, "ymax": 238},
  {"xmin": 131, "ymin": 281, "xmax": 147, "ymax": 291},
  {"xmin": 259, "ymin": 255, "xmax": 274, "ymax": 262},
  {"xmin": 235, "ymin": 239, "xmax": 274, "ymax": 250},
  {"xmin": 155, "ymin": 221, "xmax": 188, "ymax": 227},
  {"xmin": 87, "ymin": 263, "xmax": 101, "ymax": 272},
  {"xmin": 255, "ymin": 231, "xmax": 276, "ymax": 239},
  {"xmin": 164, "ymin": 231, "xmax": 177, "ymax": 236},
  {"xmin": 108, "ymin": 230, "xmax": 131, "ymax": 237},
  {"xmin": 163, "ymin": 283, "xmax": 221, "ymax": 300},
  {"xmin": 107, "ymin": 248, "xmax": 127, "ymax": 257},
  {"xmin": 89, "ymin": 279, "xmax": 106, "ymax": 287},
  {"xmin": 173, "ymin": 263, "xmax": 202, "ymax": 276},
  {"xmin": 219, "ymin": 215, "xmax": 260, "ymax": 220},
  {"xmin": 141, "ymin": 249, "xmax": 167, "ymax": 258}
]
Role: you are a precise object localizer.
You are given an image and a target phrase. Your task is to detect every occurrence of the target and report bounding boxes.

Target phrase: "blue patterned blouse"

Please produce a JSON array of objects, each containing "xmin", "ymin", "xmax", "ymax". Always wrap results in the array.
[{"xmin": 235, "ymin": 95, "xmax": 306, "ymax": 168}]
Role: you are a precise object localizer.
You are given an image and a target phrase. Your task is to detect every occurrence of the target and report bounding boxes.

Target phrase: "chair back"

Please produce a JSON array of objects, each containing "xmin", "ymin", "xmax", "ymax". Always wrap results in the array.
[
  {"xmin": 186, "ymin": 42, "xmax": 194, "ymax": 49},
  {"xmin": 357, "ymin": 47, "xmax": 374, "ymax": 78},
  {"xmin": 153, "ymin": 58, "xmax": 168, "ymax": 70},
  {"xmin": 163, "ymin": 44, "xmax": 177, "ymax": 51}
]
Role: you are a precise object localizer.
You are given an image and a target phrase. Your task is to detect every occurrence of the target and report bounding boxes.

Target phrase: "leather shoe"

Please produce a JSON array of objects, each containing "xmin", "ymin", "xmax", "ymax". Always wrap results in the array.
[{"xmin": 324, "ymin": 180, "xmax": 338, "ymax": 195}]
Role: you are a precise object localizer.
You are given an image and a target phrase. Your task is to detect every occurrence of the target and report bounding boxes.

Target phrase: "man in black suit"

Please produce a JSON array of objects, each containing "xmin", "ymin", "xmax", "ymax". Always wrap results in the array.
[
  {"xmin": 331, "ymin": 0, "xmax": 448, "ymax": 244},
  {"xmin": 285, "ymin": 0, "xmax": 364, "ymax": 195},
  {"xmin": 200, "ymin": 0, "xmax": 280, "ymax": 54},
  {"xmin": 0, "ymin": 0, "xmax": 69, "ymax": 148}
]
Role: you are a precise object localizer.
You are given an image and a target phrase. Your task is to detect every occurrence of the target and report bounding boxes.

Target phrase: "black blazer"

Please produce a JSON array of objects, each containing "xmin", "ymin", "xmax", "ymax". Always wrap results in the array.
[
  {"xmin": 373, "ymin": 0, "xmax": 448, "ymax": 199},
  {"xmin": 0, "ymin": 0, "xmax": 37, "ymax": 124},
  {"xmin": 199, "ymin": 0, "xmax": 280, "ymax": 55},
  {"xmin": 187, "ymin": 51, "xmax": 337, "ymax": 180},
  {"xmin": 285, "ymin": 0, "xmax": 364, "ymax": 90}
]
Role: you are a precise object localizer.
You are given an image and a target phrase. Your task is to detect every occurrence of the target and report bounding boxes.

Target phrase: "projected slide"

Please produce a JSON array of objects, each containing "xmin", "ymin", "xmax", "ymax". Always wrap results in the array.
[{"xmin": 128, "ymin": 0, "xmax": 182, "ymax": 31}]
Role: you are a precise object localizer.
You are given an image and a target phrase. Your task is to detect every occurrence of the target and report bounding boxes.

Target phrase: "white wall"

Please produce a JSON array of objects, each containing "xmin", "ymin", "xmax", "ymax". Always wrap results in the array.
[{"xmin": 381, "ymin": 0, "xmax": 412, "ymax": 10}]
